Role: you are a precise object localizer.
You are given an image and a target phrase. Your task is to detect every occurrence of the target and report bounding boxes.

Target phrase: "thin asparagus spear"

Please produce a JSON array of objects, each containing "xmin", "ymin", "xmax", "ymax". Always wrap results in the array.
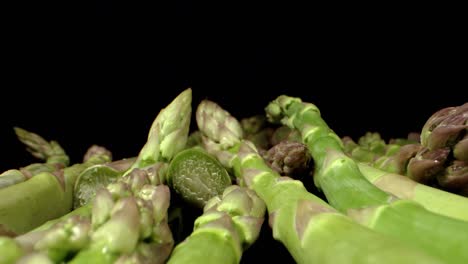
[
  {"xmin": 196, "ymin": 99, "xmax": 444, "ymax": 264},
  {"xmin": 358, "ymin": 162, "xmax": 468, "ymax": 221},
  {"xmin": 0, "ymin": 127, "xmax": 69, "ymax": 189},
  {"xmin": 167, "ymin": 185, "xmax": 266, "ymax": 264},
  {"xmin": 265, "ymin": 95, "xmax": 468, "ymax": 263},
  {"xmin": 128, "ymin": 89, "xmax": 192, "ymax": 170},
  {"xmin": 73, "ymin": 88, "xmax": 192, "ymax": 208}
]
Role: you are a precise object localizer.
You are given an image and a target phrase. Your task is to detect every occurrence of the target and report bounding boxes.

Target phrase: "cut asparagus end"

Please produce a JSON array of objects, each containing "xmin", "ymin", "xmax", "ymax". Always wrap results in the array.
[{"xmin": 167, "ymin": 147, "xmax": 232, "ymax": 208}]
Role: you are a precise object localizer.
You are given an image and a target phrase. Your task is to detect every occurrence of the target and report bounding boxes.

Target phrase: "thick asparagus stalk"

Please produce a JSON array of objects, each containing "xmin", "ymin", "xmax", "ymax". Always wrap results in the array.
[
  {"xmin": 196, "ymin": 99, "xmax": 444, "ymax": 264},
  {"xmin": 265, "ymin": 95, "xmax": 468, "ymax": 263},
  {"xmin": 167, "ymin": 185, "xmax": 266, "ymax": 264},
  {"xmin": 0, "ymin": 145, "xmax": 111, "ymax": 235}
]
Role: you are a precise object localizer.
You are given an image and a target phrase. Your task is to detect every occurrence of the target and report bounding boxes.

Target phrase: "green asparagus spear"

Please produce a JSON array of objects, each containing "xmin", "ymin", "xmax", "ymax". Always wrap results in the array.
[
  {"xmin": 0, "ymin": 145, "xmax": 111, "ymax": 235},
  {"xmin": 167, "ymin": 185, "xmax": 266, "ymax": 264},
  {"xmin": 128, "ymin": 88, "xmax": 192, "ymax": 170},
  {"xmin": 0, "ymin": 127, "xmax": 69, "ymax": 189},
  {"xmin": 196, "ymin": 99, "xmax": 444, "ymax": 264},
  {"xmin": 265, "ymin": 95, "xmax": 468, "ymax": 263},
  {"xmin": 358, "ymin": 163, "xmax": 468, "ymax": 221},
  {"xmin": 72, "ymin": 88, "xmax": 192, "ymax": 209}
]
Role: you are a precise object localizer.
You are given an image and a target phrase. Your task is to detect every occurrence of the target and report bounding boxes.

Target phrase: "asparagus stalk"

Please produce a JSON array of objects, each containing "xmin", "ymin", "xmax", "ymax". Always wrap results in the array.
[
  {"xmin": 0, "ymin": 127, "xmax": 69, "ymax": 189},
  {"xmin": 0, "ymin": 145, "xmax": 111, "ymax": 235},
  {"xmin": 341, "ymin": 131, "xmax": 468, "ymax": 221},
  {"xmin": 265, "ymin": 95, "xmax": 468, "ymax": 263},
  {"xmin": 196, "ymin": 99, "xmax": 444, "ymax": 264},
  {"xmin": 128, "ymin": 88, "xmax": 192, "ymax": 170},
  {"xmin": 358, "ymin": 163, "xmax": 468, "ymax": 221},
  {"xmin": 73, "ymin": 88, "xmax": 192, "ymax": 208},
  {"xmin": 167, "ymin": 185, "xmax": 266, "ymax": 264}
]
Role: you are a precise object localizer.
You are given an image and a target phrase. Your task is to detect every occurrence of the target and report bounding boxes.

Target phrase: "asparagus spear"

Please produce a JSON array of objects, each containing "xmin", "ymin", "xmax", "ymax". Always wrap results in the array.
[
  {"xmin": 167, "ymin": 185, "xmax": 266, "ymax": 264},
  {"xmin": 358, "ymin": 162, "xmax": 468, "ymax": 221},
  {"xmin": 0, "ymin": 127, "xmax": 69, "ymax": 189},
  {"xmin": 196, "ymin": 99, "xmax": 444, "ymax": 264},
  {"xmin": 128, "ymin": 89, "xmax": 192, "ymax": 170},
  {"xmin": 0, "ymin": 145, "xmax": 111, "ymax": 235},
  {"xmin": 265, "ymin": 95, "xmax": 468, "ymax": 263},
  {"xmin": 71, "ymin": 88, "xmax": 193, "ymax": 209}
]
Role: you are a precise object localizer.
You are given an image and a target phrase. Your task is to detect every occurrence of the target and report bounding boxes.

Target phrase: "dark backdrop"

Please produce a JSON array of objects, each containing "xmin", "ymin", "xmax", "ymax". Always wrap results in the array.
[
  {"xmin": 1, "ymin": 3, "xmax": 466, "ymax": 171},
  {"xmin": 2, "ymin": 3, "xmax": 466, "ymax": 171}
]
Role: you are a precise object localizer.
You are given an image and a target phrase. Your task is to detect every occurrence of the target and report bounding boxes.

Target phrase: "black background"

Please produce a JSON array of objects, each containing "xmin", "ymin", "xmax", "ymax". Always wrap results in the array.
[{"xmin": 0, "ymin": 2, "xmax": 466, "ymax": 262}]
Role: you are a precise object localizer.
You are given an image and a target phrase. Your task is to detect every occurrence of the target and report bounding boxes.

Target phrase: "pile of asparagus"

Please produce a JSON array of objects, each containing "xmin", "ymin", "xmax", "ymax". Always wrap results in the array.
[{"xmin": 1, "ymin": 89, "xmax": 467, "ymax": 264}]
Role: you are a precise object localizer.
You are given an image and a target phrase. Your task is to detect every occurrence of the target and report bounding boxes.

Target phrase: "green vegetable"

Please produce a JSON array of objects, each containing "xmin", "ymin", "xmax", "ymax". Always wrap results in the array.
[
  {"xmin": 0, "ymin": 89, "xmax": 194, "ymax": 262},
  {"xmin": 0, "ymin": 237, "xmax": 23, "ymax": 264},
  {"xmin": 0, "ymin": 172, "xmax": 67, "ymax": 235},
  {"xmin": 358, "ymin": 163, "xmax": 468, "ymax": 222},
  {"xmin": 167, "ymin": 185, "xmax": 266, "ymax": 264},
  {"xmin": 167, "ymin": 147, "xmax": 232, "ymax": 208},
  {"xmin": 73, "ymin": 165, "xmax": 124, "ymax": 208},
  {"xmin": 265, "ymin": 95, "xmax": 468, "ymax": 263},
  {"xmin": 128, "ymin": 89, "xmax": 192, "ymax": 170},
  {"xmin": 0, "ymin": 127, "xmax": 69, "ymax": 189},
  {"xmin": 0, "ymin": 145, "xmax": 111, "ymax": 234},
  {"xmin": 196, "ymin": 99, "xmax": 444, "ymax": 264},
  {"xmin": 73, "ymin": 88, "xmax": 193, "ymax": 207}
]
